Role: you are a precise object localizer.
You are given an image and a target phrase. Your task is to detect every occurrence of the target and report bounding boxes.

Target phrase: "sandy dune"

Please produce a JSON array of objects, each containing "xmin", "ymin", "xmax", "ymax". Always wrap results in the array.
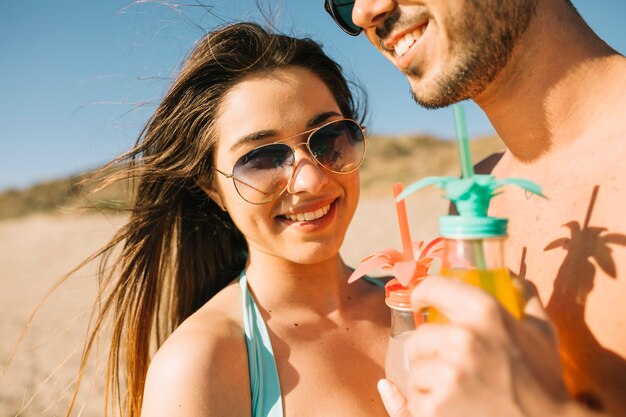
[{"xmin": 0, "ymin": 191, "xmax": 447, "ymax": 416}]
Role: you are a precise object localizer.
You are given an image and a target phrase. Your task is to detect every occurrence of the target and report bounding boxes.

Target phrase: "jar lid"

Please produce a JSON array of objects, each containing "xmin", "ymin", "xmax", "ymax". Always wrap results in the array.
[
  {"xmin": 439, "ymin": 215, "xmax": 508, "ymax": 238},
  {"xmin": 385, "ymin": 278, "xmax": 413, "ymax": 311}
]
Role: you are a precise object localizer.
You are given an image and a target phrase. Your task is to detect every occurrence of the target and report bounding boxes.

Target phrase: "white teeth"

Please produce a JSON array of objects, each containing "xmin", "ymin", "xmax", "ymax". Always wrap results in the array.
[
  {"xmin": 284, "ymin": 204, "xmax": 331, "ymax": 222},
  {"xmin": 393, "ymin": 28, "xmax": 424, "ymax": 58}
]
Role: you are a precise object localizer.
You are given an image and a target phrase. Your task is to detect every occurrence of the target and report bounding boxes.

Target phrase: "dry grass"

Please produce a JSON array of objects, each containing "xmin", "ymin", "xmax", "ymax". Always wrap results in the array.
[
  {"xmin": 360, "ymin": 133, "xmax": 504, "ymax": 196},
  {"xmin": 0, "ymin": 172, "xmax": 132, "ymax": 220},
  {"xmin": 0, "ymin": 135, "xmax": 505, "ymax": 219}
]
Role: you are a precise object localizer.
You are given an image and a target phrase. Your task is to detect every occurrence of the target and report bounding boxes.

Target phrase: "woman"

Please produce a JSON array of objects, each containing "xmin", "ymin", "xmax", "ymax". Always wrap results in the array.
[{"xmin": 70, "ymin": 22, "xmax": 390, "ymax": 416}]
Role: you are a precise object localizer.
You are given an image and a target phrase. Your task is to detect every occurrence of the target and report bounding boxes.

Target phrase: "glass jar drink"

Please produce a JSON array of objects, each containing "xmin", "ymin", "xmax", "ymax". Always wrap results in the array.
[
  {"xmin": 428, "ymin": 216, "xmax": 524, "ymax": 322},
  {"xmin": 394, "ymin": 105, "xmax": 543, "ymax": 324},
  {"xmin": 384, "ymin": 278, "xmax": 426, "ymax": 397}
]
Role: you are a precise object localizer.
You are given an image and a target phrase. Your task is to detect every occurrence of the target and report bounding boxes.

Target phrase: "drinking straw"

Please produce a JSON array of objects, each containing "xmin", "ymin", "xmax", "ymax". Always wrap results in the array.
[
  {"xmin": 452, "ymin": 104, "xmax": 488, "ymax": 272},
  {"xmin": 392, "ymin": 182, "xmax": 413, "ymax": 260},
  {"xmin": 453, "ymin": 104, "xmax": 473, "ymax": 179}
]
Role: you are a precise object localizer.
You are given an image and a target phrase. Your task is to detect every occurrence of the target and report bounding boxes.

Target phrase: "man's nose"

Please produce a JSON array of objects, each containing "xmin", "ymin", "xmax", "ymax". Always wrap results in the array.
[{"xmin": 352, "ymin": 0, "xmax": 396, "ymax": 30}]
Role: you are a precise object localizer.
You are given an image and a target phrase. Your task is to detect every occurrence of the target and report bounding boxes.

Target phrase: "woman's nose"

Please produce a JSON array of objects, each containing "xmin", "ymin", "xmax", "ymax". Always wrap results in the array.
[
  {"xmin": 286, "ymin": 146, "xmax": 329, "ymax": 196},
  {"xmin": 352, "ymin": 0, "xmax": 396, "ymax": 30}
]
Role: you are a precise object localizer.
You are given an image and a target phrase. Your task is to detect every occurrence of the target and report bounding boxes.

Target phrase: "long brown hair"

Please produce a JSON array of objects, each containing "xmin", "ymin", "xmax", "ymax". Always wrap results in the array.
[{"xmin": 66, "ymin": 22, "xmax": 365, "ymax": 416}]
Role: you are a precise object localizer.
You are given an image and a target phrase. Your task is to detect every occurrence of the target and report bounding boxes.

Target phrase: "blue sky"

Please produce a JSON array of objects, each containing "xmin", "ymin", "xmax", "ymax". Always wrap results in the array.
[{"xmin": 1, "ymin": 1, "xmax": 625, "ymax": 191}]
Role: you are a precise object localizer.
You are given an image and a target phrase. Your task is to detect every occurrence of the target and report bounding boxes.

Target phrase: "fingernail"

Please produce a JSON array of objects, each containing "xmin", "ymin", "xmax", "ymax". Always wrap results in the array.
[
  {"xmin": 378, "ymin": 379, "xmax": 408, "ymax": 414},
  {"xmin": 377, "ymin": 378, "xmax": 394, "ymax": 398}
]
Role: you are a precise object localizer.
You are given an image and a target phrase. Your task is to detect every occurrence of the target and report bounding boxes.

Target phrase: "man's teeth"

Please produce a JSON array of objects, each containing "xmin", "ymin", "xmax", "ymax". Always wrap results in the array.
[
  {"xmin": 394, "ymin": 28, "xmax": 424, "ymax": 58},
  {"xmin": 284, "ymin": 204, "xmax": 330, "ymax": 222}
]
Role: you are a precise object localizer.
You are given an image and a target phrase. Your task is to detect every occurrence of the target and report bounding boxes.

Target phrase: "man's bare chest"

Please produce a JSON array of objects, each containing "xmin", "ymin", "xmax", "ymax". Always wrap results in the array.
[{"xmin": 488, "ymin": 175, "xmax": 626, "ymax": 413}]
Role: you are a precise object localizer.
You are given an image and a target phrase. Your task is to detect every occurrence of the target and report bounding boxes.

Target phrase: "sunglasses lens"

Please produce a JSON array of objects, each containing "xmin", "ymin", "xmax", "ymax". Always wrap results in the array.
[
  {"xmin": 328, "ymin": 1, "xmax": 360, "ymax": 35},
  {"xmin": 229, "ymin": 120, "xmax": 365, "ymax": 204},
  {"xmin": 310, "ymin": 120, "xmax": 365, "ymax": 173},
  {"xmin": 232, "ymin": 144, "xmax": 294, "ymax": 204}
]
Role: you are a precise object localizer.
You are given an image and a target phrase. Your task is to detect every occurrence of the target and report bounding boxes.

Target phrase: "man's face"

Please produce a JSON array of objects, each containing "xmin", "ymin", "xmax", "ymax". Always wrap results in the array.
[{"xmin": 350, "ymin": 0, "xmax": 538, "ymax": 108}]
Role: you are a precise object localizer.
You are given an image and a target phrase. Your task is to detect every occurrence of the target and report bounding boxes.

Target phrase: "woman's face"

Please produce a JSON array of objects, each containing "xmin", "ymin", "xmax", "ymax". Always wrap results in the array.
[{"xmin": 210, "ymin": 66, "xmax": 360, "ymax": 265}]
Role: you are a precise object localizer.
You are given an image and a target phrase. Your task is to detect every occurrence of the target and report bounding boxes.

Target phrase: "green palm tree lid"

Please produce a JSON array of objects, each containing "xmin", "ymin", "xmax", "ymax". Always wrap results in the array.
[
  {"xmin": 395, "ymin": 105, "xmax": 546, "ymax": 238},
  {"xmin": 397, "ymin": 174, "xmax": 544, "ymax": 238}
]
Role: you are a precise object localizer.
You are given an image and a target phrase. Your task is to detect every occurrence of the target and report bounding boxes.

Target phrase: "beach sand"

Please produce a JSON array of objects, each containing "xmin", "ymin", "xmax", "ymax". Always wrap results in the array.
[{"xmin": 0, "ymin": 190, "xmax": 447, "ymax": 416}]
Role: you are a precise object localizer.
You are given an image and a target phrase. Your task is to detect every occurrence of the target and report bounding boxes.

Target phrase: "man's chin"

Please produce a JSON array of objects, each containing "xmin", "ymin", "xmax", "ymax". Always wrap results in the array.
[
  {"xmin": 407, "ymin": 75, "xmax": 470, "ymax": 109},
  {"xmin": 409, "ymin": 87, "xmax": 457, "ymax": 110}
]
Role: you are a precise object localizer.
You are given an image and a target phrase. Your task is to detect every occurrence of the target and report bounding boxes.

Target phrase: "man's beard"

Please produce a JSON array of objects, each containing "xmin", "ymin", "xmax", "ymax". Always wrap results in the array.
[{"xmin": 408, "ymin": 0, "xmax": 538, "ymax": 109}]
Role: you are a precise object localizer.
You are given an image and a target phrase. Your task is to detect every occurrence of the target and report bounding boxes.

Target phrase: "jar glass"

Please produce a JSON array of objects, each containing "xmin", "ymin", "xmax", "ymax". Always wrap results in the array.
[
  {"xmin": 429, "ymin": 236, "xmax": 524, "ymax": 322},
  {"xmin": 384, "ymin": 279, "xmax": 425, "ymax": 397}
]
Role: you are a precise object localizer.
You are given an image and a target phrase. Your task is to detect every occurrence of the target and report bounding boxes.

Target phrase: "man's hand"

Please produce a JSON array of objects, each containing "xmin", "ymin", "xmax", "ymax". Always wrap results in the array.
[{"xmin": 401, "ymin": 276, "xmax": 576, "ymax": 417}]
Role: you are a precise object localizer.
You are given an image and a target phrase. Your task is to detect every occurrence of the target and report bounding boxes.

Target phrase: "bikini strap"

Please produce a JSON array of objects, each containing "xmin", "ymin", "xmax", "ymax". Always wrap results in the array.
[
  {"xmin": 362, "ymin": 275, "xmax": 386, "ymax": 288},
  {"xmin": 239, "ymin": 271, "xmax": 284, "ymax": 417}
]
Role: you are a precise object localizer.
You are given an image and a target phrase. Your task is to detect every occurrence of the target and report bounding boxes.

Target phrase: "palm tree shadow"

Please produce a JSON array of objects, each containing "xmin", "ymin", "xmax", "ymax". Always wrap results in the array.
[
  {"xmin": 517, "ymin": 246, "xmax": 527, "ymax": 280},
  {"xmin": 544, "ymin": 185, "xmax": 626, "ymax": 412}
]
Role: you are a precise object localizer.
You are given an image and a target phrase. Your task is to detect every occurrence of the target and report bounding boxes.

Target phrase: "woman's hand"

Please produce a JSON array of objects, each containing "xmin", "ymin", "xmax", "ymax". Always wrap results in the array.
[
  {"xmin": 377, "ymin": 379, "xmax": 412, "ymax": 417},
  {"xmin": 399, "ymin": 276, "xmax": 577, "ymax": 417}
]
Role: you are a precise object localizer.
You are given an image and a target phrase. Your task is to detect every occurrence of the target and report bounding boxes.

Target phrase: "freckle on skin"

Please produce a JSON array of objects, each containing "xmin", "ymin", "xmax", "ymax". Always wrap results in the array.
[
  {"xmin": 294, "ymin": 323, "xmax": 298, "ymax": 326},
  {"xmin": 346, "ymin": 327, "xmax": 350, "ymax": 331}
]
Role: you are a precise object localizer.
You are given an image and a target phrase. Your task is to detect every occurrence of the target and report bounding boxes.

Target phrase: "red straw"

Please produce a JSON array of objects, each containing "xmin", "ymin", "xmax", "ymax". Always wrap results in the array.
[{"xmin": 392, "ymin": 183, "xmax": 413, "ymax": 259}]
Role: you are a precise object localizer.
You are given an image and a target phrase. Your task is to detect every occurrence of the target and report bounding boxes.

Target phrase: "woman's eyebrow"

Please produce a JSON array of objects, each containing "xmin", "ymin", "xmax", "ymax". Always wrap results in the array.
[
  {"xmin": 307, "ymin": 111, "xmax": 342, "ymax": 127},
  {"xmin": 229, "ymin": 130, "xmax": 279, "ymax": 153},
  {"xmin": 228, "ymin": 110, "xmax": 343, "ymax": 153}
]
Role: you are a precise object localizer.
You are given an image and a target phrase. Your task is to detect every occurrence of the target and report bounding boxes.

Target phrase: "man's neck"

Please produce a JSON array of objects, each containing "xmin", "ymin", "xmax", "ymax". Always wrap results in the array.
[{"xmin": 473, "ymin": 0, "xmax": 621, "ymax": 164}]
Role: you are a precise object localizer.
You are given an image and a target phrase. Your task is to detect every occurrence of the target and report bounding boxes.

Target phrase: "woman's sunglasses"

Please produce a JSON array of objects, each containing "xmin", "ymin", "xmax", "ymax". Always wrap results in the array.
[
  {"xmin": 215, "ymin": 119, "xmax": 366, "ymax": 204},
  {"xmin": 324, "ymin": 0, "xmax": 361, "ymax": 36}
]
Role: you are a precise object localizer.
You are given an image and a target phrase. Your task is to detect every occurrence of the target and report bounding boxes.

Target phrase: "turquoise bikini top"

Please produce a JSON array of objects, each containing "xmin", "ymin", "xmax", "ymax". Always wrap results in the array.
[
  {"xmin": 239, "ymin": 271, "xmax": 383, "ymax": 417},
  {"xmin": 240, "ymin": 272, "xmax": 284, "ymax": 417}
]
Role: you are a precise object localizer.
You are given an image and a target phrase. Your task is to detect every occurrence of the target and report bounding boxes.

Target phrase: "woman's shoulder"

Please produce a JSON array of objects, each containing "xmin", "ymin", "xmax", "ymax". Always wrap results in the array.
[
  {"xmin": 156, "ymin": 279, "xmax": 245, "ymax": 360},
  {"xmin": 141, "ymin": 280, "xmax": 251, "ymax": 416}
]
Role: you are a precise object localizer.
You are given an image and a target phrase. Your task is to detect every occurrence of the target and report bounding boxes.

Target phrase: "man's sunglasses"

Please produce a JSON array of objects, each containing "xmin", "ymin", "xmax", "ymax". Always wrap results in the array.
[
  {"xmin": 324, "ymin": 0, "xmax": 361, "ymax": 36},
  {"xmin": 215, "ymin": 119, "xmax": 366, "ymax": 204}
]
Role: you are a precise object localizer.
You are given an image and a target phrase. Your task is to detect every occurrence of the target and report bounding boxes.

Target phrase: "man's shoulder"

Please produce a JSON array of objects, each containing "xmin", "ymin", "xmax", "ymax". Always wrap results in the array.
[{"xmin": 474, "ymin": 151, "xmax": 505, "ymax": 175}]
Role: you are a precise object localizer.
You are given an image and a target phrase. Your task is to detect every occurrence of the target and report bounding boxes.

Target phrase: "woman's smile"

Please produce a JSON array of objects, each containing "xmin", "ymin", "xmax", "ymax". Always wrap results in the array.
[{"xmin": 276, "ymin": 198, "xmax": 338, "ymax": 232}]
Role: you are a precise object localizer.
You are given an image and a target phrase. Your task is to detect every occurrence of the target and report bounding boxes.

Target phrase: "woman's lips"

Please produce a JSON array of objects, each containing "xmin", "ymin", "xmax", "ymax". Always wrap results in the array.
[
  {"xmin": 277, "ymin": 199, "xmax": 337, "ymax": 231},
  {"xmin": 282, "ymin": 203, "xmax": 331, "ymax": 222}
]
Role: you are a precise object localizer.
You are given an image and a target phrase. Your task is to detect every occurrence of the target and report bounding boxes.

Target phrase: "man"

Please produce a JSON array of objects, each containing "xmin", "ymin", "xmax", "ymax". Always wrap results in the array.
[{"xmin": 324, "ymin": 1, "xmax": 626, "ymax": 416}]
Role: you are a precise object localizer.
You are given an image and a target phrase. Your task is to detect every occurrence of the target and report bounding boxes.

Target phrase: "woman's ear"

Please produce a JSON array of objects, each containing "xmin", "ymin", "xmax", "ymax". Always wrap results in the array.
[{"xmin": 199, "ymin": 183, "xmax": 227, "ymax": 212}]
